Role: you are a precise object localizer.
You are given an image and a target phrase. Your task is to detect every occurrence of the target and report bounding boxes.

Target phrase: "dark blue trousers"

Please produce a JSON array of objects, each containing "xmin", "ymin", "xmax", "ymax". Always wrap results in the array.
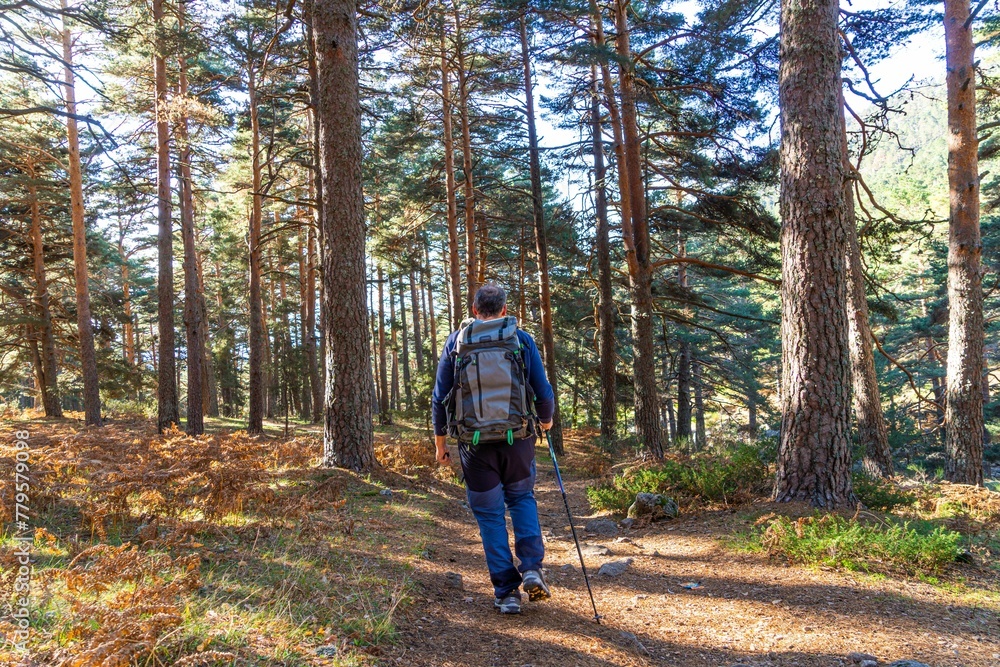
[{"xmin": 460, "ymin": 437, "xmax": 545, "ymax": 598}]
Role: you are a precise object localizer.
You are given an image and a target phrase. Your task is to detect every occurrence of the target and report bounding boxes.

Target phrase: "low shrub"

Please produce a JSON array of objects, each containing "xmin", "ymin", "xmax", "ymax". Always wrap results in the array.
[
  {"xmin": 587, "ymin": 442, "xmax": 773, "ymax": 513},
  {"xmin": 756, "ymin": 513, "xmax": 963, "ymax": 575},
  {"xmin": 852, "ymin": 473, "xmax": 916, "ymax": 512}
]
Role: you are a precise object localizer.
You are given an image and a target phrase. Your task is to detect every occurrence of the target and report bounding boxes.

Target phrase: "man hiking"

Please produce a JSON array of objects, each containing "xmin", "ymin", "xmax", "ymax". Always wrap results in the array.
[{"xmin": 432, "ymin": 284, "xmax": 554, "ymax": 615}]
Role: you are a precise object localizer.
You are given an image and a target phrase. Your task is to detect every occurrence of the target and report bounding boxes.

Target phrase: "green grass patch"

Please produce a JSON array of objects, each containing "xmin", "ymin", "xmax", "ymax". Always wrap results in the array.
[
  {"xmin": 587, "ymin": 442, "xmax": 773, "ymax": 512},
  {"xmin": 750, "ymin": 513, "xmax": 963, "ymax": 575}
]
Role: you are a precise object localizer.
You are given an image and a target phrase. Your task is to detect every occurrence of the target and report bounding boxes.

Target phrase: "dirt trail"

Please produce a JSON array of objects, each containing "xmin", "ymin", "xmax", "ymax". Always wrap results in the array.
[{"xmin": 381, "ymin": 445, "xmax": 1000, "ymax": 667}]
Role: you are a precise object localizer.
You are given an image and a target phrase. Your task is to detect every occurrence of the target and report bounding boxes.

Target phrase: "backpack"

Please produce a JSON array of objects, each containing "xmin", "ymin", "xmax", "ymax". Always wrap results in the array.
[{"xmin": 445, "ymin": 316, "xmax": 536, "ymax": 446}]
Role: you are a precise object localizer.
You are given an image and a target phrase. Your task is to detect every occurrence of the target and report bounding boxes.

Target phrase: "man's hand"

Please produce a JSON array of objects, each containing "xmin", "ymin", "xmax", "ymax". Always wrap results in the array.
[
  {"xmin": 539, "ymin": 420, "xmax": 553, "ymax": 432},
  {"xmin": 435, "ymin": 435, "xmax": 451, "ymax": 465}
]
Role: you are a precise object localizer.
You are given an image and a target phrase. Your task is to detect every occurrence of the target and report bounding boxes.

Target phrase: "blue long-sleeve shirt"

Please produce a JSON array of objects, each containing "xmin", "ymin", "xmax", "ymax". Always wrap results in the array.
[{"xmin": 432, "ymin": 327, "xmax": 555, "ymax": 437}]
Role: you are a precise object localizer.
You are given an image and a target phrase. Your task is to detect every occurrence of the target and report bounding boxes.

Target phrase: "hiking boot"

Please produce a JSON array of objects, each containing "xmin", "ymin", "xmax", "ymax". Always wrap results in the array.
[
  {"xmin": 493, "ymin": 591, "xmax": 522, "ymax": 614},
  {"xmin": 522, "ymin": 569, "xmax": 551, "ymax": 602}
]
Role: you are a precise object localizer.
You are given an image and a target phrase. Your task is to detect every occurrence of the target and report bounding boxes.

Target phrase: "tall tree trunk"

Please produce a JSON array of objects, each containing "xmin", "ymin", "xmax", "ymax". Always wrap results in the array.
[
  {"xmin": 377, "ymin": 265, "xmax": 390, "ymax": 422},
  {"xmin": 296, "ymin": 225, "xmax": 312, "ymax": 422},
  {"xmin": 389, "ymin": 278, "xmax": 400, "ymax": 409},
  {"xmin": 439, "ymin": 20, "xmax": 463, "ymax": 331},
  {"xmin": 424, "ymin": 233, "xmax": 440, "ymax": 363},
  {"xmin": 676, "ymin": 340, "xmax": 692, "ymax": 442},
  {"xmin": 307, "ymin": 215, "xmax": 323, "ymax": 421},
  {"xmin": 314, "ymin": 0, "xmax": 375, "ymax": 470},
  {"xmin": 120, "ymin": 243, "xmax": 135, "ymax": 368},
  {"xmin": 399, "ymin": 276, "xmax": 412, "ymax": 407},
  {"xmin": 773, "ymin": 0, "xmax": 854, "ymax": 507},
  {"xmin": 520, "ymin": 11, "xmax": 562, "ymax": 452},
  {"xmin": 592, "ymin": 63, "xmax": 616, "ymax": 443},
  {"xmin": 454, "ymin": 5, "xmax": 478, "ymax": 314},
  {"xmin": 613, "ymin": 0, "xmax": 661, "ymax": 456},
  {"xmin": 693, "ymin": 357, "xmax": 706, "ymax": 450},
  {"xmin": 247, "ymin": 67, "xmax": 265, "ymax": 434},
  {"xmin": 410, "ymin": 268, "xmax": 424, "ymax": 373},
  {"xmin": 943, "ymin": 0, "xmax": 985, "ymax": 486},
  {"xmin": 840, "ymin": 88, "xmax": 892, "ymax": 478},
  {"xmin": 178, "ymin": 1, "xmax": 203, "ymax": 435},
  {"xmin": 62, "ymin": 3, "xmax": 101, "ymax": 427},
  {"xmin": 27, "ymin": 158, "xmax": 61, "ymax": 417}
]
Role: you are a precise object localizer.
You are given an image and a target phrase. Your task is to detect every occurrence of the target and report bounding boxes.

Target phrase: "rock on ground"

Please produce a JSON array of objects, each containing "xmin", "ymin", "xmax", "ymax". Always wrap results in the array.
[
  {"xmin": 444, "ymin": 572, "xmax": 463, "ymax": 589},
  {"xmin": 597, "ymin": 558, "xmax": 633, "ymax": 577},
  {"xmin": 887, "ymin": 662, "xmax": 931, "ymax": 667},
  {"xmin": 627, "ymin": 492, "xmax": 679, "ymax": 521},
  {"xmin": 580, "ymin": 544, "xmax": 611, "ymax": 557},
  {"xmin": 585, "ymin": 518, "xmax": 619, "ymax": 535}
]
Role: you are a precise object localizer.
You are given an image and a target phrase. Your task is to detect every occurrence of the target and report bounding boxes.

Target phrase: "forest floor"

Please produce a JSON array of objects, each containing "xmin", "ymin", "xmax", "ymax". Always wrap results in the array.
[{"xmin": 0, "ymin": 416, "xmax": 998, "ymax": 667}]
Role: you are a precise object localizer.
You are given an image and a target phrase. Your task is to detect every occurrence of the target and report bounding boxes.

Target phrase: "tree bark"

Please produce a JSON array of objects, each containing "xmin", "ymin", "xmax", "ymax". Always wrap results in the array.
[
  {"xmin": 424, "ymin": 233, "xmax": 439, "ymax": 363},
  {"xmin": 410, "ymin": 268, "xmax": 424, "ymax": 374},
  {"xmin": 246, "ymin": 66, "xmax": 265, "ymax": 434},
  {"xmin": 520, "ymin": 11, "xmax": 562, "ymax": 452},
  {"xmin": 27, "ymin": 157, "xmax": 61, "ymax": 417},
  {"xmin": 440, "ymin": 19, "xmax": 463, "ymax": 331},
  {"xmin": 840, "ymin": 88, "xmax": 892, "ymax": 478},
  {"xmin": 591, "ymin": 63, "xmax": 616, "ymax": 443},
  {"xmin": 314, "ymin": 0, "xmax": 375, "ymax": 470},
  {"xmin": 454, "ymin": 5, "xmax": 478, "ymax": 314},
  {"xmin": 693, "ymin": 357, "xmax": 706, "ymax": 450},
  {"xmin": 773, "ymin": 0, "xmax": 854, "ymax": 507},
  {"xmin": 62, "ymin": 3, "xmax": 101, "ymax": 427},
  {"xmin": 613, "ymin": 0, "xmax": 661, "ymax": 457},
  {"xmin": 676, "ymin": 340, "xmax": 692, "ymax": 442},
  {"xmin": 399, "ymin": 275, "xmax": 412, "ymax": 407},
  {"xmin": 943, "ymin": 0, "xmax": 985, "ymax": 486},
  {"xmin": 178, "ymin": 0, "xmax": 204, "ymax": 435},
  {"xmin": 377, "ymin": 265, "xmax": 390, "ymax": 421}
]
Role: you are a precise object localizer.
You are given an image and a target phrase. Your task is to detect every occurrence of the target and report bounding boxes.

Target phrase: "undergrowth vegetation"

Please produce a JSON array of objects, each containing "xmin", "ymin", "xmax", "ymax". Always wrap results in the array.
[
  {"xmin": 0, "ymin": 420, "xmax": 443, "ymax": 666},
  {"xmin": 586, "ymin": 441, "xmax": 774, "ymax": 513},
  {"xmin": 746, "ymin": 513, "xmax": 963, "ymax": 575}
]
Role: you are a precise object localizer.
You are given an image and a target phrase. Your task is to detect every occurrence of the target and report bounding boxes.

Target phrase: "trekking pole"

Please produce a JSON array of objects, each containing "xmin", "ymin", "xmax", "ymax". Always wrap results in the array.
[{"xmin": 544, "ymin": 428, "xmax": 601, "ymax": 624}]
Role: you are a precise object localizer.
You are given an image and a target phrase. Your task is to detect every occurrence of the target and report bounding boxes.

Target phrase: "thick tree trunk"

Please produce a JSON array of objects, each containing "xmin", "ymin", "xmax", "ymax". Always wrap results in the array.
[
  {"xmin": 178, "ymin": 3, "xmax": 204, "ymax": 435},
  {"xmin": 314, "ymin": 0, "xmax": 375, "ymax": 470},
  {"xmin": 591, "ymin": 64, "xmax": 616, "ymax": 443},
  {"xmin": 841, "ymin": 88, "xmax": 892, "ymax": 477},
  {"xmin": 520, "ymin": 12, "xmax": 562, "ymax": 452},
  {"xmin": 943, "ymin": 0, "xmax": 985, "ymax": 486},
  {"xmin": 247, "ymin": 69, "xmax": 265, "ymax": 434},
  {"xmin": 455, "ymin": 6, "xmax": 478, "ymax": 314},
  {"xmin": 62, "ymin": 5, "xmax": 101, "ymax": 427},
  {"xmin": 306, "ymin": 168, "xmax": 323, "ymax": 421},
  {"xmin": 774, "ymin": 0, "xmax": 854, "ymax": 507},
  {"xmin": 28, "ymin": 160, "xmax": 61, "ymax": 417},
  {"xmin": 613, "ymin": 0, "xmax": 661, "ymax": 457}
]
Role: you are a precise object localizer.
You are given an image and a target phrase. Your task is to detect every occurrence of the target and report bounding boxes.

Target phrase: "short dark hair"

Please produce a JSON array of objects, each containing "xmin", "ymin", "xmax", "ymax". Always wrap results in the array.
[{"xmin": 473, "ymin": 284, "xmax": 507, "ymax": 318}]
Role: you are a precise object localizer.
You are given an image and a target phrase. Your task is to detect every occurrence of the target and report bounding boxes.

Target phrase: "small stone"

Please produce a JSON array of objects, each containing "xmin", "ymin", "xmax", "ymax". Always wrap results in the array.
[
  {"xmin": 598, "ymin": 558, "xmax": 633, "ymax": 577},
  {"xmin": 848, "ymin": 653, "xmax": 878, "ymax": 665},
  {"xmin": 463, "ymin": 596, "xmax": 473, "ymax": 603},
  {"xmin": 445, "ymin": 572, "xmax": 464, "ymax": 589},
  {"xmin": 614, "ymin": 536, "xmax": 634, "ymax": 544},
  {"xmin": 620, "ymin": 632, "xmax": 650, "ymax": 656},
  {"xmin": 619, "ymin": 517, "xmax": 635, "ymax": 529},
  {"xmin": 887, "ymin": 662, "xmax": 931, "ymax": 667},
  {"xmin": 379, "ymin": 488, "xmax": 393, "ymax": 497},
  {"xmin": 861, "ymin": 661, "xmax": 877, "ymax": 667},
  {"xmin": 559, "ymin": 564, "xmax": 576, "ymax": 573},
  {"xmin": 581, "ymin": 544, "xmax": 612, "ymax": 557},
  {"xmin": 315, "ymin": 645, "xmax": 338, "ymax": 657},
  {"xmin": 585, "ymin": 518, "xmax": 619, "ymax": 535},
  {"xmin": 627, "ymin": 492, "xmax": 679, "ymax": 521}
]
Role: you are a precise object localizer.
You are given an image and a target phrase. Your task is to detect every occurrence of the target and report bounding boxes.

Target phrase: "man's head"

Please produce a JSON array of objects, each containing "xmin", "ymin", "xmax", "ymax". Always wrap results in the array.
[{"xmin": 472, "ymin": 284, "xmax": 507, "ymax": 320}]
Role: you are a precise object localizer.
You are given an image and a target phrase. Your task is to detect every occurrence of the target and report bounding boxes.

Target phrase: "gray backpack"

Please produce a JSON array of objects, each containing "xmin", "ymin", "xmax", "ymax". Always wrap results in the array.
[{"xmin": 445, "ymin": 316, "xmax": 536, "ymax": 446}]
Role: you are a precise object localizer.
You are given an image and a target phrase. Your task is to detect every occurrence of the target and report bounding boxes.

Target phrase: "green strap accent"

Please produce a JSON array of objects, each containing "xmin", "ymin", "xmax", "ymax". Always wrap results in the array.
[
  {"xmin": 472, "ymin": 430, "xmax": 480, "ymax": 446},
  {"xmin": 507, "ymin": 429, "xmax": 514, "ymax": 445}
]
